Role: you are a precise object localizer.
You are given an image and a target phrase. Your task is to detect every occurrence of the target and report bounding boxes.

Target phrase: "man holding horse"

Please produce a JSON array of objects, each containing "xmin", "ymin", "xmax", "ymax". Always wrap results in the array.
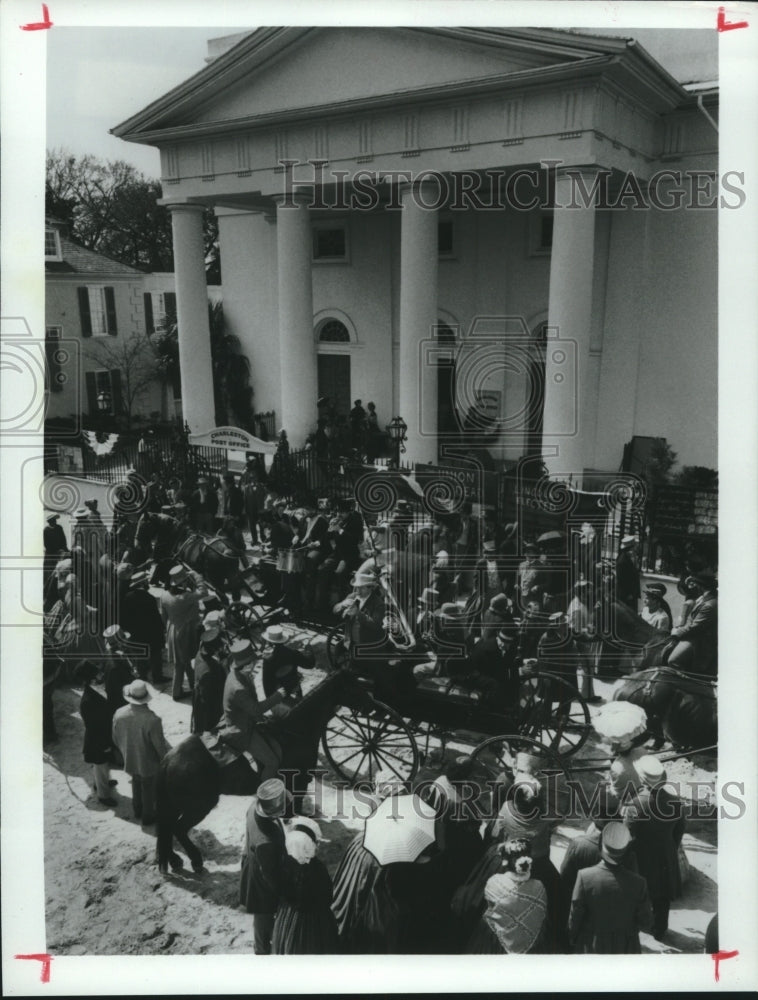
[{"xmin": 218, "ymin": 639, "xmax": 293, "ymax": 782}]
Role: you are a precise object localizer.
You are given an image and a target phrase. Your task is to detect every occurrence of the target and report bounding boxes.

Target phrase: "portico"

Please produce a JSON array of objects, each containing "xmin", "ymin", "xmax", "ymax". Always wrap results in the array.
[{"xmin": 113, "ymin": 27, "xmax": 718, "ymax": 479}]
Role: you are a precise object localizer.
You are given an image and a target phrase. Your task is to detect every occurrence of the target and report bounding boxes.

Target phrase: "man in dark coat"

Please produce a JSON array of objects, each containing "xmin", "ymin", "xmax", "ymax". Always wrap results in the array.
[
  {"xmin": 44, "ymin": 513, "xmax": 69, "ymax": 593},
  {"xmin": 241, "ymin": 461, "xmax": 265, "ymax": 545},
  {"xmin": 75, "ymin": 660, "xmax": 118, "ymax": 805},
  {"xmin": 119, "ymin": 572, "xmax": 168, "ymax": 684},
  {"xmin": 517, "ymin": 543, "xmax": 545, "ymax": 613},
  {"xmin": 191, "ymin": 627, "xmax": 228, "ymax": 734},
  {"xmin": 218, "ymin": 639, "xmax": 289, "ymax": 781},
  {"xmin": 102, "ymin": 625, "xmax": 137, "ymax": 716},
  {"xmin": 259, "ymin": 625, "xmax": 314, "ymax": 700},
  {"xmin": 191, "ymin": 477, "xmax": 218, "ymax": 534},
  {"xmin": 221, "ymin": 472, "xmax": 245, "ymax": 526},
  {"xmin": 315, "ymin": 499, "xmax": 364, "ymax": 611},
  {"xmin": 667, "ymin": 572, "xmax": 717, "ymax": 675},
  {"xmin": 569, "ymin": 822, "xmax": 653, "ymax": 953},
  {"xmin": 456, "ymin": 626, "xmax": 521, "ymax": 709},
  {"xmin": 623, "ymin": 755, "xmax": 685, "ymax": 941},
  {"xmin": 615, "ymin": 536, "xmax": 641, "ymax": 613},
  {"xmin": 239, "ymin": 778, "xmax": 291, "ymax": 954}
]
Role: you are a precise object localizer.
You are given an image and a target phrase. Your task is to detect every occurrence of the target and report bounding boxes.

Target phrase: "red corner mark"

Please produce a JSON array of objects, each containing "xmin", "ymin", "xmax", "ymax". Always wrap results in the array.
[
  {"xmin": 717, "ymin": 7, "xmax": 749, "ymax": 31},
  {"xmin": 15, "ymin": 954, "xmax": 53, "ymax": 983},
  {"xmin": 20, "ymin": 3, "xmax": 53, "ymax": 30},
  {"xmin": 712, "ymin": 950, "xmax": 739, "ymax": 982}
]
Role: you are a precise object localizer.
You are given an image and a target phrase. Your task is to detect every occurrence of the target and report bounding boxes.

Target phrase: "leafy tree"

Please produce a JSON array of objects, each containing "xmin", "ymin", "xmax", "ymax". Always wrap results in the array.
[
  {"xmin": 83, "ymin": 331, "xmax": 159, "ymax": 433},
  {"xmin": 154, "ymin": 302, "xmax": 254, "ymax": 429},
  {"xmin": 46, "ymin": 148, "xmax": 219, "ymax": 278}
]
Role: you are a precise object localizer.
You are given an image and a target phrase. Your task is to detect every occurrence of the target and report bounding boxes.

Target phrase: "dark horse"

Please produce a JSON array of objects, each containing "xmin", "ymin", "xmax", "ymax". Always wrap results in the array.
[
  {"xmin": 134, "ymin": 512, "xmax": 256, "ymax": 602},
  {"xmin": 592, "ymin": 600, "xmax": 674, "ymax": 674},
  {"xmin": 613, "ymin": 666, "xmax": 717, "ymax": 751},
  {"xmin": 155, "ymin": 667, "xmax": 361, "ymax": 874}
]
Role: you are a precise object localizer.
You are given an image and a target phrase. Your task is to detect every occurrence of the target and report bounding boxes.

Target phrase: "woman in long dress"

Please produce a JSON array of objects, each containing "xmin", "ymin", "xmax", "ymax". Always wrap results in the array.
[
  {"xmin": 272, "ymin": 819, "xmax": 338, "ymax": 954},
  {"xmin": 466, "ymin": 839, "xmax": 548, "ymax": 954}
]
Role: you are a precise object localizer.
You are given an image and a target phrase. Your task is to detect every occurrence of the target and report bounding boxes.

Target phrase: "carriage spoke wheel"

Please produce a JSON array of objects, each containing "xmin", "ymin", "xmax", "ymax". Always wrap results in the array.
[
  {"xmin": 517, "ymin": 672, "xmax": 591, "ymax": 757},
  {"xmin": 321, "ymin": 699, "xmax": 419, "ymax": 786}
]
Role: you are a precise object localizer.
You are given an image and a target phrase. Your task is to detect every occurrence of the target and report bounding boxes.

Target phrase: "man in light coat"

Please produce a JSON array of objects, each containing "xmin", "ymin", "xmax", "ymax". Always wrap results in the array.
[{"xmin": 112, "ymin": 679, "xmax": 171, "ymax": 826}]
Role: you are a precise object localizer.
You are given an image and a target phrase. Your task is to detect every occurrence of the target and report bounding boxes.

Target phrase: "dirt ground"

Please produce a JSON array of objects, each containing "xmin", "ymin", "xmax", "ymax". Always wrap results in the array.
[{"xmin": 43, "ymin": 626, "xmax": 717, "ymax": 958}]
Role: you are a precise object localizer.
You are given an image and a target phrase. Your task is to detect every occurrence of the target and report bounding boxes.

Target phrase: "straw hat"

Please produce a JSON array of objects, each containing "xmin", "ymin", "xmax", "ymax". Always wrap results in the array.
[
  {"xmin": 103, "ymin": 624, "xmax": 131, "ymax": 644},
  {"xmin": 230, "ymin": 638, "xmax": 256, "ymax": 669},
  {"xmin": 601, "ymin": 822, "xmax": 632, "ymax": 865},
  {"xmin": 123, "ymin": 680, "xmax": 151, "ymax": 705},
  {"xmin": 262, "ymin": 625, "xmax": 288, "ymax": 644}
]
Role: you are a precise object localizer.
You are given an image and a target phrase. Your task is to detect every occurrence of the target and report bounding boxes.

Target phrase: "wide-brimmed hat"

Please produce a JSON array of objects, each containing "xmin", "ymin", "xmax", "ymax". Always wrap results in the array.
[
  {"xmin": 417, "ymin": 587, "xmax": 440, "ymax": 608},
  {"xmin": 634, "ymin": 755, "xmax": 667, "ymax": 787},
  {"xmin": 203, "ymin": 610, "xmax": 224, "ymax": 629},
  {"xmin": 255, "ymin": 778, "xmax": 292, "ymax": 818},
  {"xmin": 46, "ymin": 513, "xmax": 60, "ymax": 525},
  {"xmin": 489, "ymin": 593, "xmax": 510, "ymax": 615},
  {"xmin": 262, "ymin": 625, "xmax": 288, "ymax": 644},
  {"xmin": 230, "ymin": 638, "xmax": 256, "ymax": 668},
  {"xmin": 601, "ymin": 822, "xmax": 632, "ymax": 864},
  {"xmin": 352, "ymin": 571, "xmax": 377, "ymax": 588},
  {"xmin": 73, "ymin": 508, "xmax": 89, "ymax": 520},
  {"xmin": 123, "ymin": 679, "xmax": 151, "ymax": 704},
  {"xmin": 620, "ymin": 535, "xmax": 637, "ymax": 550},
  {"xmin": 168, "ymin": 565, "xmax": 189, "ymax": 586},
  {"xmin": 200, "ymin": 626, "xmax": 222, "ymax": 645},
  {"xmin": 197, "ymin": 476, "xmax": 209, "ymax": 485},
  {"xmin": 129, "ymin": 571, "xmax": 150, "ymax": 589},
  {"xmin": 548, "ymin": 612, "xmax": 568, "ymax": 626},
  {"xmin": 688, "ymin": 571, "xmax": 717, "ymax": 592},
  {"xmin": 644, "ymin": 583, "xmax": 667, "ymax": 598},
  {"xmin": 103, "ymin": 624, "xmax": 131, "ymax": 644}
]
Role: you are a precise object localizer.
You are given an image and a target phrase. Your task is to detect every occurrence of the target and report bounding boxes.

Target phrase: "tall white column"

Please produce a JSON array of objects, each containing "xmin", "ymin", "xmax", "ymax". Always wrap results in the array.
[
  {"xmin": 273, "ymin": 187, "xmax": 318, "ymax": 447},
  {"xmin": 398, "ymin": 181, "xmax": 439, "ymax": 465},
  {"xmin": 168, "ymin": 204, "xmax": 215, "ymax": 433},
  {"xmin": 543, "ymin": 169, "xmax": 598, "ymax": 487}
]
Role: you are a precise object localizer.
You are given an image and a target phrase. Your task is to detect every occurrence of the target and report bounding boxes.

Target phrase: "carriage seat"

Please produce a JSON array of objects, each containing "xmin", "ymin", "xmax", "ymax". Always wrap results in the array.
[{"xmin": 415, "ymin": 675, "xmax": 481, "ymax": 706}]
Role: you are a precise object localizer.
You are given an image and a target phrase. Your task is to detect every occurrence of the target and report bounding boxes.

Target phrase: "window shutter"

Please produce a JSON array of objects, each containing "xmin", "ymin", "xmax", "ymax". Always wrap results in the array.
[
  {"xmin": 105, "ymin": 287, "xmax": 118, "ymax": 336},
  {"xmin": 110, "ymin": 369, "xmax": 124, "ymax": 415},
  {"xmin": 78, "ymin": 287, "xmax": 92, "ymax": 337},
  {"xmin": 144, "ymin": 293, "xmax": 154, "ymax": 334},
  {"xmin": 164, "ymin": 291, "xmax": 177, "ymax": 322},
  {"xmin": 85, "ymin": 371, "xmax": 97, "ymax": 413}
]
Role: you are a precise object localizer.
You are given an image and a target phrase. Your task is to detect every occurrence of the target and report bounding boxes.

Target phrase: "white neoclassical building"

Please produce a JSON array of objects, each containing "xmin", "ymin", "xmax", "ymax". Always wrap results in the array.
[{"xmin": 113, "ymin": 26, "xmax": 719, "ymax": 484}]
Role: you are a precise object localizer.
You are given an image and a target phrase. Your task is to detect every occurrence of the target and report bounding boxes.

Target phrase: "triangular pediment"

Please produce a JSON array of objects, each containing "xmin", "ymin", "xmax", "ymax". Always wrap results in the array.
[{"xmin": 113, "ymin": 26, "xmax": 630, "ymax": 139}]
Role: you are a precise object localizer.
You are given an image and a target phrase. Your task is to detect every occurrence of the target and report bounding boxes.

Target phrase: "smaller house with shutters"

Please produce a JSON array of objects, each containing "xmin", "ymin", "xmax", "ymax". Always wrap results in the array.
[{"xmin": 45, "ymin": 217, "xmax": 172, "ymax": 427}]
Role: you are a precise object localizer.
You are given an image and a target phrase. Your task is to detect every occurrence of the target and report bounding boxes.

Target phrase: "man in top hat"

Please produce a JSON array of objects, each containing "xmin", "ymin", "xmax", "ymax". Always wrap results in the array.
[
  {"xmin": 615, "ymin": 535, "xmax": 641, "ymax": 613},
  {"xmin": 120, "ymin": 571, "xmax": 169, "ymax": 685},
  {"xmin": 218, "ymin": 639, "xmax": 291, "ymax": 782},
  {"xmin": 221, "ymin": 472, "xmax": 245, "ymax": 527},
  {"xmin": 315, "ymin": 497, "xmax": 364, "ymax": 612},
  {"xmin": 102, "ymin": 624, "xmax": 138, "ymax": 716},
  {"xmin": 191, "ymin": 626, "xmax": 228, "ymax": 734},
  {"xmin": 623, "ymin": 755, "xmax": 685, "ymax": 941},
  {"xmin": 159, "ymin": 565, "xmax": 201, "ymax": 701},
  {"xmin": 191, "ymin": 476, "xmax": 218, "ymax": 534},
  {"xmin": 240, "ymin": 460, "xmax": 266, "ymax": 546},
  {"xmin": 239, "ymin": 777, "xmax": 292, "ymax": 954},
  {"xmin": 43, "ymin": 513, "xmax": 69, "ymax": 597},
  {"xmin": 457, "ymin": 623, "xmax": 522, "ymax": 708},
  {"xmin": 480, "ymin": 592, "xmax": 514, "ymax": 644},
  {"xmin": 568, "ymin": 822, "xmax": 652, "ymax": 953},
  {"xmin": 112, "ymin": 679, "xmax": 171, "ymax": 827},
  {"xmin": 641, "ymin": 583, "xmax": 672, "ymax": 633},
  {"xmin": 667, "ymin": 572, "xmax": 717, "ymax": 675}
]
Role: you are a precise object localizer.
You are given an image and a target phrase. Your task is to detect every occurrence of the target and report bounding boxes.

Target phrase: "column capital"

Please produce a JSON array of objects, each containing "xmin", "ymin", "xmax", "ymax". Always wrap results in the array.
[
  {"xmin": 396, "ymin": 175, "xmax": 446, "ymax": 208},
  {"xmin": 272, "ymin": 184, "xmax": 315, "ymax": 209},
  {"xmin": 163, "ymin": 201, "xmax": 207, "ymax": 216}
]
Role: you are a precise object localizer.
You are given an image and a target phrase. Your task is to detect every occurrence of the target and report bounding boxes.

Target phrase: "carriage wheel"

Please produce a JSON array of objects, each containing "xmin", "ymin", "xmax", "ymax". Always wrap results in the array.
[
  {"xmin": 517, "ymin": 672, "xmax": 591, "ymax": 757},
  {"xmin": 227, "ymin": 601, "xmax": 266, "ymax": 635},
  {"xmin": 325, "ymin": 627, "xmax": 350, "ymax": 672},
  {"xmin": 321, "ymin": 699, "xmax": 419, "ymax": 786}
]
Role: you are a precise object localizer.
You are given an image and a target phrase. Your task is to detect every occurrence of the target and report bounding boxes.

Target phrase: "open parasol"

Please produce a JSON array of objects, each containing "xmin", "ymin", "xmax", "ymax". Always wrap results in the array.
[
  {"xmin": 592, "ymin": 701, "xmax": 648, "ymax": 745},
  {"xmin": 362, "ymin": 793, "xmax": 437, "ymax": 866}
]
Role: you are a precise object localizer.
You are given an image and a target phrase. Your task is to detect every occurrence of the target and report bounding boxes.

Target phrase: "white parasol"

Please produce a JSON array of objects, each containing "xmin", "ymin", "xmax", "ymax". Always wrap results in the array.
[
  {"xmin": 362, "ymin": 793, "xmax": 437, "ymax": 866},
  {"xmin": 592, "ymin": 701, "xmax": 648, "ymax": 745}
]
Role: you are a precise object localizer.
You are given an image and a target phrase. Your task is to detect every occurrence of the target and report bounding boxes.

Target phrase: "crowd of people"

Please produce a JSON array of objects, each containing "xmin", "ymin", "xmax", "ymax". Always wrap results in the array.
[{"xmin": 41, "ymin": 456, "xmax": 716, "ymax": 955}]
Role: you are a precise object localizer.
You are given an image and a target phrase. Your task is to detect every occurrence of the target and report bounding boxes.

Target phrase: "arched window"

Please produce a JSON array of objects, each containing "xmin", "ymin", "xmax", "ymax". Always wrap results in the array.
[{"xmin": 319, "ymin": 320, "xmax": 350, "ymax": 343}]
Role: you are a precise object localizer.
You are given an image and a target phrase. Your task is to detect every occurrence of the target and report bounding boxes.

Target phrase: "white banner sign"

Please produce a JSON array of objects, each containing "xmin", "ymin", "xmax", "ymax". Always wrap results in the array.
[{"xmin": 189, "ymin": 426, "xmax": 277, "ymax": 454}]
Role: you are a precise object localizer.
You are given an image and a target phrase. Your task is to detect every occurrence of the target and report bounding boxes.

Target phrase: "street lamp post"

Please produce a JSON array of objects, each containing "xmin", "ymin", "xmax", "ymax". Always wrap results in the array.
[{"xmin": 385, "ymin": 415, "xmax": 408, "ymax": 470}]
